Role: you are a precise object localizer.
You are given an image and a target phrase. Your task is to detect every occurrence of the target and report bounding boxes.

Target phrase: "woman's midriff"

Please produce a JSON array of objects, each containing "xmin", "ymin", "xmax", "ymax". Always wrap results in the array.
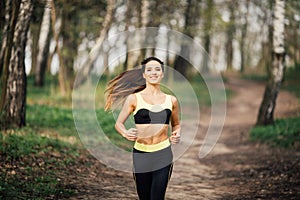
[{"xmin": 135, "ymin": 124, "xmax": 169, "ymax": 145}]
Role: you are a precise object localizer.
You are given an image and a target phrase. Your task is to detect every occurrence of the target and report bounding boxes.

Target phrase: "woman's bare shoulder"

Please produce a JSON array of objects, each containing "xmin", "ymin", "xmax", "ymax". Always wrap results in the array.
[
  {"xmin": 127, "ymin": 93, "xmax": 137, "ymax": 105},
  {"xmin": 169, "ymin": 94, "xmax": 178, "ymax": 103}
]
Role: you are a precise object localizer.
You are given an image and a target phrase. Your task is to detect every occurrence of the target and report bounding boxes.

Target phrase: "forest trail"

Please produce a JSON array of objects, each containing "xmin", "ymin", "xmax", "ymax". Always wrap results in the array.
[{"xmin": 64, "ymin": 77, "xmax": 300, "ymax": 200}]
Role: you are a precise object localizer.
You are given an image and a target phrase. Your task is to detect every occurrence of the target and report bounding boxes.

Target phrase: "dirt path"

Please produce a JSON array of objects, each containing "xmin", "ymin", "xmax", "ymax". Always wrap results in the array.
[{"xmin": 64, "ymin": 78, "xmax": 300, "ymax": 200}]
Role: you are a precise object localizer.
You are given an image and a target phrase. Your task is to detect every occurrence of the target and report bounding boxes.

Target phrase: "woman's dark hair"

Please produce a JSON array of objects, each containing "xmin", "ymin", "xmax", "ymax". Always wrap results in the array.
[
  {"xmin": 105, "ymin": 57, "xmax": 164, "ymax": 111},
  {"xmin": 141, "ymin": 56, "xmax": 164, "ymax": 72}
]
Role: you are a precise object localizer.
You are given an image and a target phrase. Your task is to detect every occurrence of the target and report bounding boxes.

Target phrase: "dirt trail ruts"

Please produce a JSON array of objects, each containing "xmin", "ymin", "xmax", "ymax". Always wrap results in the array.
[{"xmin": 64, "ymin": 78, "xmax": 300, "ymax": 200}]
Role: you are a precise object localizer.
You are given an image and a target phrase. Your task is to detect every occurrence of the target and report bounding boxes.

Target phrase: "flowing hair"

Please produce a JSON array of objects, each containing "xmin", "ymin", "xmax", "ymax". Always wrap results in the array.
[{"xmin": 104, "ymin": 57, "xmax": 164, "ymax": 111}]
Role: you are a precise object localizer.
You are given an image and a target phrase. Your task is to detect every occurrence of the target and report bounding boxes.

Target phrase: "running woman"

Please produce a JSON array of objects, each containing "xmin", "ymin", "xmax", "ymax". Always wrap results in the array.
[{"xmin": 105, "ymin": 57, "xmax": 181, "ymax": 200}]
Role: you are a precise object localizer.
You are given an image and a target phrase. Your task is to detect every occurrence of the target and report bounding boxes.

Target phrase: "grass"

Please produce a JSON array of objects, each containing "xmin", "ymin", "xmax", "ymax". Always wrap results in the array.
[
  {"xmin": 26, "ymin": 104, "xmax": 77, "ymax": 137},
  {"xmin": 250, "ymin": 117, "xmax": 300, "ymax": 148},
  {"xmin": 26, "ymin": 74, "xmax": 72, "ymax": 108},
  {"xmin": 0, "ymin": 75, "xmax": 79, "ymax": 199},
  {"xmin": 0, "ymin": 131, "xmax": 78, "ymax": 199}
]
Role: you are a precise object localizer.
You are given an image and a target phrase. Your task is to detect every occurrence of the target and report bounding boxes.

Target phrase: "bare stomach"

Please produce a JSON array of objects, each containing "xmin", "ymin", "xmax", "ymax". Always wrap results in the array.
[{"xmin": 135, "ymin": 124, "xmax": 169, "ymax": 145}]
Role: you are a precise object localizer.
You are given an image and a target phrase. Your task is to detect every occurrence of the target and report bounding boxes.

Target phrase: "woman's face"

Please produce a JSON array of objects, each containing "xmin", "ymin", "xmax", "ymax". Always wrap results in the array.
[{"xmin": 143, "ymin": 60, "xmax": 164, "ymax": 85}]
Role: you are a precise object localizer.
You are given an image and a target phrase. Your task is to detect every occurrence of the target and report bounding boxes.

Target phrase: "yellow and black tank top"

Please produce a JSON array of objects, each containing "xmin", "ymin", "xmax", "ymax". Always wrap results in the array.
[{"xmin": 133, "ymin": 93, "xmax": 172, "ymax": 124}]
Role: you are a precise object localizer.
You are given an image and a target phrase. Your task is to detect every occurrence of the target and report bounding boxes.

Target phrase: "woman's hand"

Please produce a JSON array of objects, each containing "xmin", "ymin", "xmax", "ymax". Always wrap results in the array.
[
  {"xmin": 123, "ymin": 128, "xmax": 138, "ymax": 141},
  {"xmin": 170, "ymin": 129, "xmax": 180, "ymax": 144}
]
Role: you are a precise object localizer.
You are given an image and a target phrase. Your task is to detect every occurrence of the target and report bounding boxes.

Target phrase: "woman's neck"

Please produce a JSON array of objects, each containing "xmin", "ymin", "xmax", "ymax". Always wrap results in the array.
[{"xmin": 142, "ymin": 84, "xmax": 161, "ymax": 95}]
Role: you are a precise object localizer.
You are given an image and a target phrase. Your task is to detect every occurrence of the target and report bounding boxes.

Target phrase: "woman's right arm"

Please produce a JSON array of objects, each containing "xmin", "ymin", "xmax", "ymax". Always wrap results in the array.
[{"xmin": 115, "ymin": 94, "xmax": 137, "ymax": 141}]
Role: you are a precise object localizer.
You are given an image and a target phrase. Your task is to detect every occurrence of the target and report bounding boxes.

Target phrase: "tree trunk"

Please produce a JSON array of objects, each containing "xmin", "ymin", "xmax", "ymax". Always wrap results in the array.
[
  {"xmin": 201, "ymin": 0, "xmax": 213, "ymax": 74},
  {"xmin": 174, "ymin": 0, "xmax": 199, "ymax": 78},
  {"xmin": 0, "ymin": 0, "xmax": 5, "ymax": 33},
  {"xmin": 225, "ymin": 1, "xmax": 236, "ymax": 71},
  {"xmin": 123, "ymin": 0, "xmax": 129, "ymax": 70},
  {"xmin": 201, "ymin": 34, "xmax": 211, "ymax": 74},
  {"xmin": 35, "ymin": 0, "xmax": 51, "ymax": 87},
  {"xmin": 135, "ymin": 0, "xmax": 150, "ymax": 67},
  {"xmin": 30, "ymin": 1, "xmax": 45, "ymax": 76},
  {"xmin": 0, "ymin": 0, "xmax": 33, "ymax": 129},
  {"xmin": 256, "ymin": 0, "xmax": 286, "ymax": 126},
  {"xmin": 73, "ymin": 0, "xmax": 115, "ymax": 88},
  {"xmin": 50, "ymin": 0, "xmax": 67, "ymax": 96},
  {"xmin": 0, "ymin": 0, "xmax": 13, "ymax": 78},
  {"xmin": 60, "ymin": 5, "xmax": 78, "ymax": 94},
  {"xmin": 239, "ymin": 0, "xmax": 249, "ymax": 73}
]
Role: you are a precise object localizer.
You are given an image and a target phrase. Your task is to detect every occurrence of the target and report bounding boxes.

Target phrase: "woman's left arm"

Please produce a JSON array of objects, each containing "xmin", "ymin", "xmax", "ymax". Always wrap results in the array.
[{"xmin": 170, "ymin": 96, "xmax": 181, "ymax": 144}]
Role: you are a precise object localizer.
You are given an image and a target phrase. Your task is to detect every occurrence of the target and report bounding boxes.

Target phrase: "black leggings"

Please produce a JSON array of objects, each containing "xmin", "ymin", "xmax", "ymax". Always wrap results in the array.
[{"xmin": 133, "ymin": 146, "xmax": 173, "ymax": 200}]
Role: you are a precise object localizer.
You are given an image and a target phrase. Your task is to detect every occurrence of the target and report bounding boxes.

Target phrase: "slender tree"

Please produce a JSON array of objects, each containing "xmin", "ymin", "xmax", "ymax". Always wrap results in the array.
[
  {"xmin": 240, "ymin": 0, "xmax": 250, "ymax": 73},
  {"xmin": 73, "ymin": 0, "xmax": 115, "ymax": 88},
  {"xmin": 225, "ymin": 1, "xmax": 236, "ymax": 71},
  {"xmin": 256, "ymin": 0, "xmax": 286, "ymax": 125},
  {"xmin": 135, "ymin": 0, "xmax": 150, "ymax": 65},
  {"xmin": 35, "ymin": 0, "xmax": 51, "ymax": 87},
  {"xmin": 124, "ymin": 0, "xmax": 142, "ymax": 70},
  {"xmin": 201, "ymin": 0, "xmax": 214, "ymax": 73},
  {"xmin": 50, "ymin": 0, "xmax": 67, "ymax": 96},
  {"xmin": 29, "ymin": 0, "xmax": 45, "ymax": 76},
  {"xmin": 0, "ymin": 0, "xmax": 33, "ymax": 129},
  {"xmin": 0, "ymin": 0, "xmax": 12, "ymax": 78},
  {"xmin": 174, "ymin": 0, "xmax": 200, "ymax": 78}
]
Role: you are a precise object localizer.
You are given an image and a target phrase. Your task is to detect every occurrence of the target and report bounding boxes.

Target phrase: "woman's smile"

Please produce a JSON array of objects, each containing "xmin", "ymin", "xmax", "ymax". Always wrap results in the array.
[{"xmin": 143, "ymin": 62, "xmax": 164, "ymax": 84}]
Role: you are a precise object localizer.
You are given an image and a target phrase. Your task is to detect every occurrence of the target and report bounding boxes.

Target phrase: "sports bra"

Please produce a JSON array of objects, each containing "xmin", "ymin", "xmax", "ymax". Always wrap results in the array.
[{"xmin": 133, "ymin": 93, "xmax": 172, "ymax": 124}]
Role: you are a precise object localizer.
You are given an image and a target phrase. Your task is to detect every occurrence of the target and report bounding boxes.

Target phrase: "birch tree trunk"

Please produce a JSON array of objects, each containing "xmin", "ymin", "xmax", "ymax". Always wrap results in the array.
[
  {"xmin": 256, "ymin": 0, "xmax": 286, "ymax": 126},
  {"xmin": 50, "ymin": 0, "xmax": 67, "ymax": 96},
  {"xmin": 0, "ymin": 0, "xmax": 33, "ymax": 129},
  {"xmin": 35, "ymin": 0, "xmax": 51, "ymax": 86}
]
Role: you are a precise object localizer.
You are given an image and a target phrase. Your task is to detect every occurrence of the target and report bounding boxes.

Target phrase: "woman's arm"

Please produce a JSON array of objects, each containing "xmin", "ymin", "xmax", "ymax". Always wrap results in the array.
[
  {"xmin": 170, "ymin": 96, "xmax": 181, "ymax": 144},
  {"xmin": 115, "ymin": 94, "xmax": 137, "ymax": 141}
]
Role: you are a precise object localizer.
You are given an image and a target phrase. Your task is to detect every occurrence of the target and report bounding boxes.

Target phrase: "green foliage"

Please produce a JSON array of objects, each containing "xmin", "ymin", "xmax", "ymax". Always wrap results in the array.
[{"xmin": 250, "ymin": 117, "xmax": 300, "ymax": 148}]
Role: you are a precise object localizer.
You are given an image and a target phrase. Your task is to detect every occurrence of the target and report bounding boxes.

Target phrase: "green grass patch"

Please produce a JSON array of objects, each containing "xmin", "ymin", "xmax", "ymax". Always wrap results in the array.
[
  {"xmin": 0, "ymin": 131, "xmax": 78, "ymax": 199},
  {"xmin": 27, "ymin": 74, "xmax": 72, "ymax": 108},
  {"xmin": 250, "ymin": 116, "xmax": 300, "ymax": 148},
  {"xmin": 26, "ymin": 104, "xmax": 77, "ymax": 137}
]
